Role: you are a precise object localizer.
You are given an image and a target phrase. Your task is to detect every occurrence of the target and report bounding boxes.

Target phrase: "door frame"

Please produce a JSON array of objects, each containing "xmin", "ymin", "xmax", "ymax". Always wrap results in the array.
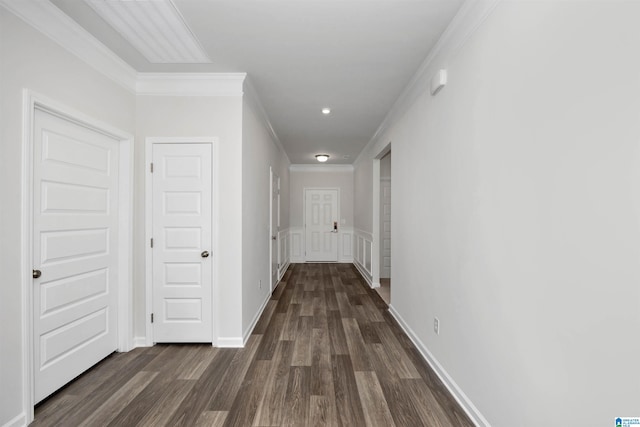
[
  {"xmin": 269, "ymin": 167, "xmax": 280, "ymax": 291},
  {"xmin": 303, "ymin": 187, "xmax": 340, "ymax": 262},
  {"xmin": 21, "ymin": 90, "xmax": 134, "ymax": 423},
  {"xmin": 144, "ymin": 137, "xmax": 218, "ymax": 346},
  {"xmin": 372, "ymin": 142, "xmax": 391, "ymax": 288}
]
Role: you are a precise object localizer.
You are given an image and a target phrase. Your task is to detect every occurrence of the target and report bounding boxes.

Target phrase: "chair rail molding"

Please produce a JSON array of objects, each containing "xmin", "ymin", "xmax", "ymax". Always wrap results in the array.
[{"xmin": 289, "ymin": 226, "xmax": 353, "ymax": 263}]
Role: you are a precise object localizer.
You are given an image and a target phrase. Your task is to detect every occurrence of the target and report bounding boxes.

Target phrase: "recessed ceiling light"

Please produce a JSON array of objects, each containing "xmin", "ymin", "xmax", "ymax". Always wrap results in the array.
[
  {"xmin": 315, "ymin": 154, "xmax": 330, "ymax": 162},
  {"xmin": 321, "ymin": 108, "xmax": 331, "ymax": 115}
]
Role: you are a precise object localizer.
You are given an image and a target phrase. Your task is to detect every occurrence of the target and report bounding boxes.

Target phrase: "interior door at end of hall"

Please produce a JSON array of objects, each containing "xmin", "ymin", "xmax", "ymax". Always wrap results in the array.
[
  {"xmin": 152, "ymin": 143, "xmax": 213, "ymax": 343},
  {"xmin": 305, "ymin": 189, "xmax": 338, "ymax": 262},
  {"xmin": 33, "ymin": 108, "xmax": 120, "ymax": 403},
  {"xmin": 271, "ymin": 171, "xmax": 280, "ymax": 290}
]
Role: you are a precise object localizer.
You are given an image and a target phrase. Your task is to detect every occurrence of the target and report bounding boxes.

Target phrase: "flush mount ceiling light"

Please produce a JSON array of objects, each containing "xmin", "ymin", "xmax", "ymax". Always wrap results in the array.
[
  {"xmin": 321, "ymin": 108, "xmax": 331, "ymax": 115},
  {"xmin": 315, "ymin": 154, "xmax": 330, "ymax": 162},
  {"xmin": 85, "ymin": 0, "xmax": 210, "ymax": 63}
]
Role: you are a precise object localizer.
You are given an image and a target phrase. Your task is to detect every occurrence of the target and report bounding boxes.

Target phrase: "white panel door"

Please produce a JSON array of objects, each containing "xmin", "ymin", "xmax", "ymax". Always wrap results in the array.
[
  {"xmin": 152, "ymin": 143, "xmax": 212, "ymax": 342},
  {"xmin": 33, "ymin": 109, "xmax": 120, "ymax": 403},
  {"xmin": 270, "ymin": 170, "xmax": 280, "ymax": 290},
  {"xmin": 381, "ymin": 179, "xmax": 391, "ymax": 278},
  {"xmin": 305, "ymin": 189, "xmax": 338, "ymax": 262}
]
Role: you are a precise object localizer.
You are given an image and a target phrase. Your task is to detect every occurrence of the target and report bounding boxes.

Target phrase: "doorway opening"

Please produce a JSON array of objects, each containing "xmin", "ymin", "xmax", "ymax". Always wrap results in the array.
[
  {"xmin": 270, "ymin": 167, "xmax": 280, "ymax": 291},
  {"xmin": 372, "ymin": 143, "xmax": 391, "ymax": 304},
  {"xmin": 378, "ymin": 151, "xmax": 391, "ymax": 304}
]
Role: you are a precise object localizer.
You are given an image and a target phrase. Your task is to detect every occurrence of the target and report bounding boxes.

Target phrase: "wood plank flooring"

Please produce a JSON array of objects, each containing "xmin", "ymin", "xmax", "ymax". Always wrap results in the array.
[{"xmin": 33, "ymin": 263, "xmax": 473, "ymax": 427}]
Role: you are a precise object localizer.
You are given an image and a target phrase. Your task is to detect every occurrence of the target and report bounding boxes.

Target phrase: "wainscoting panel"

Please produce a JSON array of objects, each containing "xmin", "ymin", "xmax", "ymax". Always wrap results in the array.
[
  {"xmin": 290, "ymin": 226, "xmax": 304, "ymax": 263},
  {"xmin": 278, "ymin": 228, "xmax": 290, "ymax": 279},
  {"xmin": 353, "ymin": 229, "xmax": 373, "ymax": 286},
  {"xmin": 290, "ymin": 226, "xmax": 353, "ymax": 263},
  {"xmin": 339, "ymin": 227, "xmax": 353, "ymax": 263}
]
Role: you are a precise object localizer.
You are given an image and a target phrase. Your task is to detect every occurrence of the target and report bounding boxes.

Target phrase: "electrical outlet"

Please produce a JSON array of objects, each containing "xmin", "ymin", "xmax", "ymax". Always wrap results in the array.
[{"xmin": 434, "ymin": 317, "xmax": 440, "ymax": 335}]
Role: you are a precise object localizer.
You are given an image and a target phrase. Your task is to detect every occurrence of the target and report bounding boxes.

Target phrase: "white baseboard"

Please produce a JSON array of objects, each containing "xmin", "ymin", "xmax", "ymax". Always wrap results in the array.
[
  {"xmin": 216, "ymin": 337, "xmax": 244, "ymax": 348},
  {"xmin": 133, "ymin": 336, "xmax": 150, "ymax": 348},
  {"xmin": 388, "ymin": 305, "xmax": 490, "ymax": 427},
  {"xmin": 278, "ymin": 260, "xmax": 290, "ymax": 279},
  {"xmin": 1, "ymin": 412, "xmax": 26, "ymax": 427},
  {"xmin": 353, "ymin": 261, "xmax": 373, "ymax": 287},
  {"xmin": 242, "ymin": 293, "xmax": 271, "ymax": 345}
]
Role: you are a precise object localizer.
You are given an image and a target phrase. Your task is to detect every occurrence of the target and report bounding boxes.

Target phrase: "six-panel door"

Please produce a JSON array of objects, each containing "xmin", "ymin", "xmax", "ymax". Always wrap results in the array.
[{"xmin": 304, "ymin": 189, "xmax": 338, "ymax": 261}]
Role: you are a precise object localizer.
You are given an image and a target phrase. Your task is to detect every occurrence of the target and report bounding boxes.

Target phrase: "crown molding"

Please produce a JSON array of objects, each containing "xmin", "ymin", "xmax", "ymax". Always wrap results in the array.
[
  {"xmin": 289, "ymin": 164, "xmax": 354, "ymax": 173},
  {"xmin": 243, "ymin": 77, "xmax": 291, "ymax": 164},
  {"xmin": 136, "ymin": 73, "xmax": 246, "ymax": 96},
  {"xmin": 0, "ymin": 1, "xmax": 248, "ymax": 97},
  {"xmin": 355, "ymin": 0, "xmax": 501, "ymax": 166},
  {"xmin": 0, "ymin": 0, "xmax": 138, "ymax": 93}
]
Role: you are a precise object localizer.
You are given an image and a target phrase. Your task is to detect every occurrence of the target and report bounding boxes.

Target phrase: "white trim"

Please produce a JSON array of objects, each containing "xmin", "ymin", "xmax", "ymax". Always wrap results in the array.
[
  {"xmin": 269, "ymin": 167, "xmax": 279, "ymax": 292},
  {"xmin": 1, "ymin": 413, "xmax": 26, "ymax": 427},
  {"xmin": 355, "ymin": 0, "xmax": 501, "ymax": 166},
  {"xmin": 244, "ymin": 78, "xmax": 290, "ymax": 164},
  {"xmin": 136, "ymin": 73, "xmax": 246, "ymax": 96},
  {"xmin": 353, "ymin": 261, "xmax": 373, "ymax": 288},
  {"xmin": 289, "ymin": 226, "xmax": 305, "ymax": 263},
  {"xmin": 388, "ymin": 305, "xmax": 490, "ymax": 427},
  {"xmin": 21, "ymin": 90, "xmax": 133, "ymax": 424},
  {"xmin": 144, "ymin": 137, "xmax": 219, "ymax": 346},
  {"xmin": 0, "ymin": 0, "xmax": 137, "ymax": 93},
  {"xmin": 278, "ymin": 228, "xmax": 291, "ymax": 279},
  {"xmin": 289, "ymin": 164, "xmax": 354, "ymax": 172},
  {"xmin": 354, "ymin": 229, "xmax": 373, "ymax": 242},
  {"xmin": 216, "ymin": 337, "xmax": 244, "ymax": 348},
  {"xmin": 353, "ymin": 229, "xmax": 374, "ymax": 287},
  {"xmin": 339, "ymin": 227, "xmax": 354, "ymax": 263},
  {"xmin": 133, "ymin": 337, "xmax": 149, "ymax": 349},
  {"xmin": 242, "ymin": 293, "xmax": 271, "ymax": 346},
  {"xmin": 371, "ymin": 143, "xmax": 392, "ymax": 292}
]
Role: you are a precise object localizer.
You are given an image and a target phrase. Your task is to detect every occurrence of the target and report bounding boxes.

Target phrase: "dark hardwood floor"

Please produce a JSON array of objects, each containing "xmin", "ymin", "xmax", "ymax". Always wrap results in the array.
[{"xmin": 33, "ymin": 263, "xmax": 473, "ymax": 426}]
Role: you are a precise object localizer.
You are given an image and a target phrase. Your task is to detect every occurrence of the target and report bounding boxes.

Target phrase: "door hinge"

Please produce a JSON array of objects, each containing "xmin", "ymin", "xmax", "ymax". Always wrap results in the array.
[
  {"xmin": 150, "ymin": 162, "xmax": 154, "ymax": 173},
  {"xmin": 150, "ymin": 238, "xmax": 154, "ymax": 248},
  {"xmin": 151, "ymin": 313, "xmax": 154, "ymax": 323}
]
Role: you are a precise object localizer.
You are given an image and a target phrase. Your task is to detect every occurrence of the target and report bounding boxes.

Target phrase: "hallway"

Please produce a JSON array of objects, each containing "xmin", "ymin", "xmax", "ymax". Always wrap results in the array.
[{"xmin": 33, "ymin": 263, "xmax": 472, "ymax": 426}]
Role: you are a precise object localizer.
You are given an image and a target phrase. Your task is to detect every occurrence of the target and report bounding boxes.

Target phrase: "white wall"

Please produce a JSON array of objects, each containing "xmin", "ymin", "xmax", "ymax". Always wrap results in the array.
[
  {"xmin": 241, "ymin": 87, "xmax": 290, "ymax": 339},
  {"xmin": 136, "ymin": 95, "xmax": 244, "ymax": 343},
  {"xmin": 0, "ymin": 9, "xmax": 136, "ymax": 426},
  {"xmin": 289, "ymin": 167, "xmax": 354, "ymax": 228},
  {"xmin": 354, "ymin": 158, "xmax": 373, "ymax": 234},
  {"xmin": 354, "ymin": 2, "xmax": 640, "ymax": 425},
  {"xmin": 380, "ymin": 152, "xmax": 391, "ymax": 179}
]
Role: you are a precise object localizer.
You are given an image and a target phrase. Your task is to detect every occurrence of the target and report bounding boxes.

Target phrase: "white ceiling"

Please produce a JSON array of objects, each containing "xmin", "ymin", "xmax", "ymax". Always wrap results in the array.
[{"xmin": 51, "ymin": 0, "xmax": 464, "ymax": 164}]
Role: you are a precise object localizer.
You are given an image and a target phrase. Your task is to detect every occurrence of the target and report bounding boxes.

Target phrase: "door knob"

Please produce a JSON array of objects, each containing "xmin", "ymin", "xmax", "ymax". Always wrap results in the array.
[
  {"xmin": 272, "ymin": 235, "xmax": 277, "ymax": 241},
  {"xmin": 33, "ymin": 269, "xmax": 42, "ymax": 279},
  {"xmin": 201, "ymin": 251, "xmax": 209, "ymax": 258}
]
